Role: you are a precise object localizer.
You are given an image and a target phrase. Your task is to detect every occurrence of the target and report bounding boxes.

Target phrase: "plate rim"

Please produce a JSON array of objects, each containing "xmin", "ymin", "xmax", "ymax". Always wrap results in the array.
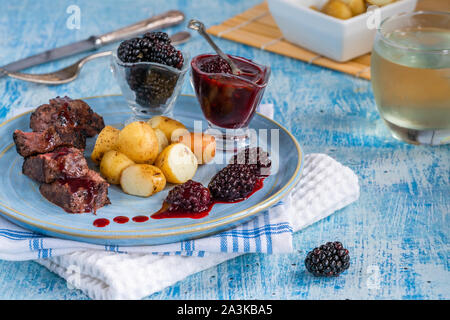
[{"xmin": 0, "ymin": 94, "xmax": 303, "ymax": 240}]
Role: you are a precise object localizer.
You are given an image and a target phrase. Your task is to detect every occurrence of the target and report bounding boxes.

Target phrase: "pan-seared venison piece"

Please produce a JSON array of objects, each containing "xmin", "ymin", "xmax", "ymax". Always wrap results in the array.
[
  {"xmin": 30, "ymin": 96, "xmax": 105, "ymax": 137},
  {"xmin": 53, "ymin": 126, "xmax": 86, "ymax": 149},
  {"xmin": 13, "ymin": 127, "xmax": 86, "ymax": 157},
  {"xmin": 22, "ymin": 147, "xmax": 89, "ymax": 184},
  {"xmin": 39, "ymin": 170, "xmax": 110, "ymax": 213}
]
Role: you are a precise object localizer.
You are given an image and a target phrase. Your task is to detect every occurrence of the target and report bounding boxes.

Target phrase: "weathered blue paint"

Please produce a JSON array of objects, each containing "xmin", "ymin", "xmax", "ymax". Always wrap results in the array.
[{"xmin": 0, "ymin": 0, "xmax": 448, "ymax": 300}]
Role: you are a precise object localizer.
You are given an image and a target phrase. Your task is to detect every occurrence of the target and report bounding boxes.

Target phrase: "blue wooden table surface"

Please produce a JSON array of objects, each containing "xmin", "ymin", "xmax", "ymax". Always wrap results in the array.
[{"xmin": 0, "ymin": 0, "xmax": 448, "ymax": 300}]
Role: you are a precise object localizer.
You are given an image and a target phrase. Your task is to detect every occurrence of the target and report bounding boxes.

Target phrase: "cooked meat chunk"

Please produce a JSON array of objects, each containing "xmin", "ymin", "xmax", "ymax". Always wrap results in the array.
[
  {"xmin": 13, "ymin": 127, "xmax": 86, "ymax": 157},
  {"xmin": 22, "ymin": 147, "xmax": 89, "ymax": 183},
  {"xmin": 39, "ymin": 170, "xmax": 110, "ymax": 213},
  {"xmin": 17, "ymin": 96, "xmax": 110, "ymax": 213},
  {"xmin": 30, "ymin": 96, "xmax": 105, "ymax": 137},
  {"xmin": 52, "ymin": 126, "xmax": 86, "ymax": 149}
]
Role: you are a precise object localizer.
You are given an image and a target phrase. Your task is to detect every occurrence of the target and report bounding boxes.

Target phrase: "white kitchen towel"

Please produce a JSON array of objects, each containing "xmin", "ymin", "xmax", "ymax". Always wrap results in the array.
[{"xmin": 36, "ymin": 152, "xmax": 359, "ymax": 299}]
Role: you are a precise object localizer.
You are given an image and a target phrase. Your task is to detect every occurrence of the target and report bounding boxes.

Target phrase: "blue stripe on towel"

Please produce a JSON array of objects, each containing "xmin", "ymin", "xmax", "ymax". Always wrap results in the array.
[
  {"xmin": 243, "ymin": 222, "xmax": 250, "ymax": 252},
  {"xmin": 0, "ymin": 229, "xmax": 41, "ymax": 240},
  {"xmin": 263, "ymin": 213, "xmax": 273, "ymax": 254},
  {"xmin": 253, "ymin": 217, "xmax": 261, "ymax": 252},
  {"xmin": 232, "ymin": 228, "xmax": 239, "ymax": 252},
  {"xmin": 214, "ymin": 223, "xmax": 292, "ymax": 238},
  {"xmin": 220, "ymin": 233, "xmax": 227, "ymax": 252}
]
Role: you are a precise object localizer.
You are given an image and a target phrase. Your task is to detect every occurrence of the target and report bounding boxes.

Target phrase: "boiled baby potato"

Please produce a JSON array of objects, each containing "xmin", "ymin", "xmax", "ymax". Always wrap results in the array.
[
  {"xmin": 148, "ymin": 115, "xmax": 189, "ymax": 143},
  {"xmin": 322, "ymin": 0, "xmax": 353, "ymax": 19},
  {"xmin": 117, "ymin": 121, "xmax": 159, "ymax": 164},
  {"xmin": 91, "ymin": 125, "xmax": 120, "ymax": 165},
  {"xmin": 341, "ymin": 0, "xmax": 366, "ymax": 15},
  {"xmin": 154, "ymin": 143, "xmax": 198, "ymax": 184},
  {"xmin": 177, "ymin": 132, "xmax": 216, "ymax": 164},
  {"xmin": 366, "ymin": 0, "xmax": 394, "ymax": 6},
  {"xmin": 154, "ymin": 128, "xmax": 169, "ymax": 154},
  {"xmin": 100, "ymin": 150, "xmax": 134, "ymax": 184},
  {"xmin": 120, "ymin": 164, "xmax": 166, "ymax": 197}
]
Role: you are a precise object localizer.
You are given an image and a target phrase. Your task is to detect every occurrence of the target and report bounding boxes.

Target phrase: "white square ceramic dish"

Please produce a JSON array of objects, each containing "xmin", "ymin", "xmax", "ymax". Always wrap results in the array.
[{"xmin": 267, "ymin": 0, "xmax": 418, "ymax": 62}]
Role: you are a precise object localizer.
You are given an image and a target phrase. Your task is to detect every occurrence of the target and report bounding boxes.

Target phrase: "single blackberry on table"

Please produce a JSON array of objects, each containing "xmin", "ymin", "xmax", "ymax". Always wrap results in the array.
[
  {"xmin": 165, "ymin": 180, "xmax": 211, "ymax": 213},
  {"xmin": 200, "ymin": 56, "xmax": 232, "ymax": 74},
  {"xmin": 208, "ymin": 164, "xmax": 258, "ymax": 202},
  {"xmin": 304, "ymin": 241, "xmax": 350, "ymax": 277},
  {"xmin": 230, "ymin": 147, "xmax": 271, "ymax": 177}
]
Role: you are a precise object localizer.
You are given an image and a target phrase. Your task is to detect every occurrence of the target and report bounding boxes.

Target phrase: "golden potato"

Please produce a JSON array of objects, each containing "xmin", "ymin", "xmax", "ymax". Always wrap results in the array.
[
  {"xmin": 366, "ymin": 0, "xmax": 394, "ymax": 6},
  {"xmin": 154, "ymin": 128, "xmax": 169, "ymax": 154},
  {"xmin": 322, "ymin": 0, "xmax": 353, "ymax": 19},
  {"xmin": 120, "ymin": 164, "xmax": 166, "ymax": 197},
  {"xmin": 91, "ymin": 126, "xmax": 120, "ymax": 165},
  {"xmin": 100, "ymin": 150, "xmax": 135, "ymax": 184},
  {"xmin": 117, "ymin": 121, "xmax": 159, "ymax": 164},
  {"xmin": 177, "ymin": 132, "xmax": 216, "ymax": 164},
  {"xmin": 154, "ymin": 143, "xmax": 198, "ymax": 184},
  {"xmin": 341, "ymin": 0, "xmax": 366, "ymax": 15},
  {"xmin": 148, "ymin": 116, "xmax": 189, "ymax": 143}
]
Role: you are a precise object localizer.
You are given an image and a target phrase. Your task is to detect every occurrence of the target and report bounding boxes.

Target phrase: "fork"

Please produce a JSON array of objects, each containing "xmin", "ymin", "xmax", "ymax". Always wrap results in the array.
[{"xmin": 0, "ymin": 31, "xmax": 190, "ymax": 85}]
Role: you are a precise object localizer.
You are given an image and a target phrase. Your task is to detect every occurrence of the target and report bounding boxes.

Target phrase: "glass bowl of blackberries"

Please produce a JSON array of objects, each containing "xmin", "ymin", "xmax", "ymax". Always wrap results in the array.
[{"xmin": 111, "ymin": 32, "xmax": 189, "ymax": 118}]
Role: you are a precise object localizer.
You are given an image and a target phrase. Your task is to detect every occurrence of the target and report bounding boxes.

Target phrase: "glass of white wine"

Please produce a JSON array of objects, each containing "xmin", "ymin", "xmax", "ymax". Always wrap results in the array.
[{"xmin": 371, "ymin": 11, "xmax": 450, "ymax": 145}]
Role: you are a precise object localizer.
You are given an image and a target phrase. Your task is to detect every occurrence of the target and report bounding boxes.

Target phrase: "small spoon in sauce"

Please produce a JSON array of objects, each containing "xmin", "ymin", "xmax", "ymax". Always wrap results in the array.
[{"xmin": 188, "ymin": 19, "xmax": 257, "ymax": 78}]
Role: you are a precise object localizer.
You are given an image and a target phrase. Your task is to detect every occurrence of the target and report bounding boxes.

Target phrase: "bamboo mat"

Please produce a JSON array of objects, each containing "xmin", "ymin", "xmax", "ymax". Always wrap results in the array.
[{"xmin": 207, "ymin": 2, "xmax": 373, "ymax": 80}]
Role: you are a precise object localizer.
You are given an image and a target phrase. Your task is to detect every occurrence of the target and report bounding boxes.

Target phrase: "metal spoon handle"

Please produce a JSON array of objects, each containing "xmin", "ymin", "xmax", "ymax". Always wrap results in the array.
[{"xmin": 188, "ymin": 19, "xmax": 240, "ymax": 75}]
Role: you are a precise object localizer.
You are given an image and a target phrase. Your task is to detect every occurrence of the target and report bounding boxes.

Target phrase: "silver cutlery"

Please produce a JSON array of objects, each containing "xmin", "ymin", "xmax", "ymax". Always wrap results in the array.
[
  {"xmin": 187, "ymin": 19, "xmax": 257, "ymax": 79},
  {"xmin": 0, "ymin": 10, "xmax": 184, "ymax": 76},
  {"xmin": 188, "ymin": 19, "xmax": 241, "ymax": 75},
  {"xmin": 0, "ymin": 31, "xmax": 191, "ymax": 85}
]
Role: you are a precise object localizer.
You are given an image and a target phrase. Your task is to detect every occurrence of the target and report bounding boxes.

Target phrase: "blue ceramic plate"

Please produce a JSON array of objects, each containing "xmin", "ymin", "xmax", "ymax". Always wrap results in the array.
[{"xmin": 0, "ymin": 94, "xmax": 303, "ymax": 246}]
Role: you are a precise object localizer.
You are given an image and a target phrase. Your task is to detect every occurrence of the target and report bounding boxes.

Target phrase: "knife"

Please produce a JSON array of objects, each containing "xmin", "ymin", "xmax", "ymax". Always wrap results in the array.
[{"xmin": 0, "ymin": 10, "xmax": 184, "ymax": 75}]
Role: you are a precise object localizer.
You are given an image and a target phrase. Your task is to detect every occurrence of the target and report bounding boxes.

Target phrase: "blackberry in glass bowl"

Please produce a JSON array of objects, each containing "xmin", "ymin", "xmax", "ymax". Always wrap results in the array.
[{"xmin": 111, "ymin": 32, "xmax": 189, "ymax": 118}]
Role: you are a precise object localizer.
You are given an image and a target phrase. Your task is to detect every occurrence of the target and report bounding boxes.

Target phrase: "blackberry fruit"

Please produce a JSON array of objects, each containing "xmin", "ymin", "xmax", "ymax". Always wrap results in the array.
[
  {"xmin": 144, "ymin": 31, "xmax": 171, "ymax": 44},
  {"xmin": 230, "ymin": 147, "xmax": 271, "ymax": 177},
  {"xmin": 200, "ymin": 56, "xmax": 232, "ymax": 74},
  {"xmin": 126, "ymin": 67, "xmax": 177, "ymax": 107},
  {"xmin": 208, "ymin": 164, "xmax": 258, "ymax": 202},
  {"xmin": 118, "ymin": 31, "xmax": 184, "ymax": 107},
  {"xmin": 304, "ymin": 241, "xmax": 350, "ymax": 277},
  {"xmin": 117, "ymin": 32, "xmax": 184, "ymax": 69},
  {"xmin": 165, "ymin": 180, "xmax": 211, "ymax": 213}
]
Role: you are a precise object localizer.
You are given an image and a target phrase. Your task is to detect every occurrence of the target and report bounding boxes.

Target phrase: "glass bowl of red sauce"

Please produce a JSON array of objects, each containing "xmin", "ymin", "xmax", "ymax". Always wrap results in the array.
[{"xmin": 191, "ymin": 54, "xmax": 270, "ymax": 150}]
